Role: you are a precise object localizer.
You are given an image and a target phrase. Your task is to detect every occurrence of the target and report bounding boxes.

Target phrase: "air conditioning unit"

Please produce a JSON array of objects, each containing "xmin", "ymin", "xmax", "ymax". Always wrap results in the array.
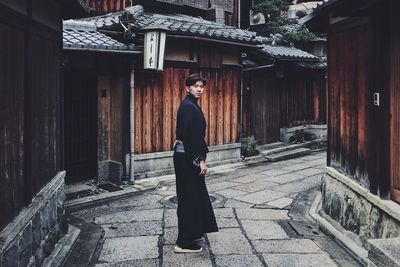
[{"xmin": 249, "ymin": 11, "xmax": 266, "ymax": 26}]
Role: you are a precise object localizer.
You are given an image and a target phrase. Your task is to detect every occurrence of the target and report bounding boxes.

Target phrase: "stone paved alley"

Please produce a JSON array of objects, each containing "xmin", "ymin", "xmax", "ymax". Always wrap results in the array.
[{"xmin": 64, "ymin": 152, "xmax": 362, "ymax": 267}]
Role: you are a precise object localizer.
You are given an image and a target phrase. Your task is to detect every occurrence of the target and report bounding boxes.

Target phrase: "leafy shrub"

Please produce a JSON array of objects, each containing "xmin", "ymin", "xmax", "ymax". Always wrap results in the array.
[
  {"xmin": 289, "ymin": 130, "xmax": 315, "ymax": 143},
  {"xmin": 241, "ymin": 136, "xmax": 259, "ymax": 157},
  {"xmin": 283, "ymin": 27, "xmax": 315, "ymax": 42}
]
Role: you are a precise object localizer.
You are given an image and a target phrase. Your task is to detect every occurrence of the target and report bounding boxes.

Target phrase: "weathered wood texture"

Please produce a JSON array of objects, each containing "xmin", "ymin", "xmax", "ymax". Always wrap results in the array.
[
  {"xmin": 280, "ymin": 75, "xmax": 326, "ymax": 128},
  {"xmin": 243, "ymin": 71, "xmax": 281, "ymax": 144},
  {"xmin": 198, "ymin": 45, "xmax": 222, "ymax": 69},
  {"xmin": 30, "ymin": 28, "xmax": 60, "ymax": 195},
  {"xmin": 134, "ymin": 67, "xmax": 240, "ymax": 154},
  {"xmin": 328, "ymin": 20, "xmax": 371, "ymax": 189},
  {"xmin": 85, "ymin": 0, "xmax": 125, "ymax": 14},
  {"xmin": 0, "ymin": 3, "xmax": 61, "ymax": 230},
  {"xmin": 0, "ymin": 15, "xmax": 26, "ymax": 232},
  {"xmin": 64, "ymin": 68, "xmax": 97, "ymax": 183},
  {"xmin": 390, "ymin": 10, "xmax": 400, "ymax": 203},
  {"xmin": 98, "ymin": 76, "xmax": 124, "ymax": 162},
  {"xmin": 243, "ymin": 69, "xmax": 326, "ymax": 145}
]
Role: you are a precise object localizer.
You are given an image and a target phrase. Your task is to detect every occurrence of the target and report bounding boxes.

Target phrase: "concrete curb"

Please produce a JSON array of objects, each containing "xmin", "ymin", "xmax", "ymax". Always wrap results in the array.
[
  {"xmin": 42, "ymin": 224, "xmax": 81, "ymax": 267},
  {"xmin": 309, "ymin": 192, "xmax": 371, "ymax": 266},
  {"xmin": 65, "ymin": 184, "xmax": 159, "ymax": 211}
]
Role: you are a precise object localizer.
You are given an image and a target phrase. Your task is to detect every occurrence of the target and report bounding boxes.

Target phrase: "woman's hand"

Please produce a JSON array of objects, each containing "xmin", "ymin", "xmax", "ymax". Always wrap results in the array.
[{"xmin": 199, "ymin": 160, "xmax": 208, "ymax": 176}]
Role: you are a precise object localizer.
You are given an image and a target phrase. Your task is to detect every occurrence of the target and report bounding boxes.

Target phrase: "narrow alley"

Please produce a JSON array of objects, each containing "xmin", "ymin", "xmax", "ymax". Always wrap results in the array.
[{"xmin": 64, "ymin": 152, "xmax": 361, "ymax": 267}]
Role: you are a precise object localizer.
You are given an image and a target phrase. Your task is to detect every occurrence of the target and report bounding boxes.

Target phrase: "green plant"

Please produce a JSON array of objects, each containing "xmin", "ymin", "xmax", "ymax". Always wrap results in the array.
[
  {"xmin": 252, "ymin": 0, "xmax": 291, "ymax": 23},
  {"xmin": 241, "ymin": 136, "xmax": 259, "ymax": 157},
  {"xmin": 289, "ymin": 130, "xmax": 315, "ymax": 143},
  {"xmin": 282, "ymin": 26, "xmax": 315, "ymax": 42}
]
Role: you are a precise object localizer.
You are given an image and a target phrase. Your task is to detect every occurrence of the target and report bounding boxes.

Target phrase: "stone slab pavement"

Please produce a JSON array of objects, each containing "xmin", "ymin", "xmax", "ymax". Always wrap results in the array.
[{"xmin": 65, "ymin": 151, "xmax": 362, "ymax": 267}]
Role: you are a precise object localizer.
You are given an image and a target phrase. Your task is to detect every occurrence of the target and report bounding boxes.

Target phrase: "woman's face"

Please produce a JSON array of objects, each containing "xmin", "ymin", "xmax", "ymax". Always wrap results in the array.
[{"xmin": 186, "ymin": 80, "xmax": 205, "ymax": 99}]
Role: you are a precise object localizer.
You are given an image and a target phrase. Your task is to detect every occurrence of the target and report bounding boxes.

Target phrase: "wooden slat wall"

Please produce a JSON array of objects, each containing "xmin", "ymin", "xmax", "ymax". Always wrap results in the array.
[
  {"xmin": 98, "ymin": 76, "xmax": 124, "ymax": 162},
  {"xmin": 390, "ymin": 9, "xmax": 400, "ymax": 203},
  {"xmin": 0, "ymin": 19, "xmax": 26, "ymax": 231},
  {"xmin": 64, "ymin": 68, "xmax": 97, "ymax": 183},
  {"xmin": 198, "ymin": 45, "xmax": 222, "ymax": 69},
  {"xmin": 328, "ymin": 22, "xmax": 370, "ymax": 187},
  {"xmin": 244, "ymin": 70, "xmax": 281, "ymax": 144},
  {"xmin": 134, "ymin": 67, "xmax": 240, "ymax": 154},
  {"xmin": 85, "ymin": 0, "xmax": 125, "ymax": 14},
  {"xmin": 30, "ymin": 29, "xmax": 60, "ymax": 195},
  {"xmin": 0, "ymin": 2, "xmax": 61, "ymax": 230},
  {"xmin": 280, "ymin": 75, "xmax": 326, "ymax": 128},
  {"xmin": 243, "ymin": 70, "xmax": 326, "ymax": 145}
]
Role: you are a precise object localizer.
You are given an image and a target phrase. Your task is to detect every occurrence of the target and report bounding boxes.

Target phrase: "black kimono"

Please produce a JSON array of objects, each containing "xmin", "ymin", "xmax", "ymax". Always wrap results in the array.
[{"xmin": 173, "ymin": 94, "xmax": 218, "ymax": 246}]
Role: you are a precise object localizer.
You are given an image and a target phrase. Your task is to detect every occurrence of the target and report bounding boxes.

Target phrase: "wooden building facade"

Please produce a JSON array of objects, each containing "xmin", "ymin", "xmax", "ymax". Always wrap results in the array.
[
  {"xmin": 0, "ymin": 0, "xmax": 62, "ymax": 231},
  {"xmin": 63, "ymin": 5, "xmax": 257, "ymax": 181},
  {"xmin": 305, "ymin": 0, "xmax": 400, "ymax": 202},
  {"xmin": 0, "ymin": 1, "xmax": 66, "ymax": 265},
  {"xmin": 303, "ymin": 0, "xmax": 400, "ymax": 259},
  {"xmin": 63, "ymin": 20, "xmax": 141, "ymax": 183},
  {"xmin": 134, "ymin": 45, "xmax": 241, "ymax": 154},
  {"xmin": 243, "ymin": 46, "xmax": 327, "ymax": 145}
]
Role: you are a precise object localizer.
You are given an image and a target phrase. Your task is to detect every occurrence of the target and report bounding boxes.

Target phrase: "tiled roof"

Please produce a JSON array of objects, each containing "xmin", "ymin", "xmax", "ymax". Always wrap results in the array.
[
  {"xmin": 261, "ymin": 45, "xmax": 319, "ymax": 60},
  {"xmin": 299, "ymin": 0, "xmax": 337, "ymax": 25},
  {"xmin": 80, "ymin": 11, "xmax": 124, "ymax": 28},
  {"xmin": 63, "ymin": 20, "xmax": 139, "ymax": 53},
  {"xmin": 294, "ymin": 60, "xmax": 327, "ymax": 69},
  {"xmin": 81, "ymin": 5, "xmax": 258, "ymax": 45}
]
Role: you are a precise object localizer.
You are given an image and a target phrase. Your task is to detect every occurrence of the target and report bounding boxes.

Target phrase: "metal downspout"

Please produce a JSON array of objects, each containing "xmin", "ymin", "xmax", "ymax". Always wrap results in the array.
[
  {"xmin": 240, "ymin": 70, "xmax": 244, "ymax": 143},
  {"xmin": 238, "ymin": 0, "xmax": 241, "ymax": 28},
  {"xmin": 129, "ymin": 66, "xmax": 135, "ymax": 184}
]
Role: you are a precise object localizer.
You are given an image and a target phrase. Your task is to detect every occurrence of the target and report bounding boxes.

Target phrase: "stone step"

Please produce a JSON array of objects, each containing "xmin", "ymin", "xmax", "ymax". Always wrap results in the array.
[
  {"xmin": 259, "ymin": 138, "xmax": 327, "ymax": 156},
  {"xmin": 264, "ymin": 147, "xmax": 311, "ymax": 162},
  {"xmin": 368, "ymin": 237, "xmax": 400, "ymax": 267}
]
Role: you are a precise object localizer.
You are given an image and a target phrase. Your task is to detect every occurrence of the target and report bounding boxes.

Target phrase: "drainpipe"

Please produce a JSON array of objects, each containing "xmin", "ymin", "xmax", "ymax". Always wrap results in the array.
[
  {"xmin": 129, "ymin": 66, "xmax": 135, "ymax": 184},
  {"xmin": 238, "ymin": 0, "xmax": 241, "ymax": 28},
  {"xmin": 240, "ymin": 71, "xmax": 244, "ymax": 143}
]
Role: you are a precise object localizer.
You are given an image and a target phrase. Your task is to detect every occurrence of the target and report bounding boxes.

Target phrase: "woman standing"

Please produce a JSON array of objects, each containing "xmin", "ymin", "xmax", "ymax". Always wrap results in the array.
[{"xmin": 173, "ymin": 73, "xmax": 218, "ymax": 253}]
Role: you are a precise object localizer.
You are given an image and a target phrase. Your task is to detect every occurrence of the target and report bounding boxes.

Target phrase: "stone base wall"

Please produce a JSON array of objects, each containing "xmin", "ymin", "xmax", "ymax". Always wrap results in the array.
[
  {"xmin": 0, "ymin": 172, "xmax": 66, "ymax": 267},
  {"xmin": 280, "ymin": 124, "xmax": 327, "ymax": 143},
  {"xmin": 98, "ymin": 160, "xmax": 123, "ymax": 184},
  {"xmin": 127, "ymin": 143, "xmax": 241, "ymax": 180},
  {"xmin": 322, "ymin": 167, "xmax": 400, "ymax": 246}
]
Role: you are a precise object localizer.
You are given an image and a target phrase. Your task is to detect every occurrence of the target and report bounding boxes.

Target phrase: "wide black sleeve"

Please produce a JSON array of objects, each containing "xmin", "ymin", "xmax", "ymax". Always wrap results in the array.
[{"xmin": 181, "ymin": 104, "xmax": 208, "ymax": 162}]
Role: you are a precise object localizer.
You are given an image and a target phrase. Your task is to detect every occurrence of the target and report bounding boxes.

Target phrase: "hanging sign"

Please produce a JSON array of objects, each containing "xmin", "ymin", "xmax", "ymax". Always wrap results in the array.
[{"xmin": 144, "ymin": 30, "xmax": 166, "ymax": 71}]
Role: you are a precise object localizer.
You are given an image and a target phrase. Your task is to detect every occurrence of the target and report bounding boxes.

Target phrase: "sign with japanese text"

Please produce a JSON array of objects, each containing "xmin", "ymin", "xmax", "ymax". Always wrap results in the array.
[{"xmin": 144, "ymin": 30, "xmax": 166, "ymax": 70}]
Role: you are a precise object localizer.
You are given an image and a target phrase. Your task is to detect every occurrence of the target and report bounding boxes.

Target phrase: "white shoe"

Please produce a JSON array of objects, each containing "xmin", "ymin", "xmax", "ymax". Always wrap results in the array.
[{"xmin": 174, "ymin": 245, "xmax": 203, "ymax": 253}]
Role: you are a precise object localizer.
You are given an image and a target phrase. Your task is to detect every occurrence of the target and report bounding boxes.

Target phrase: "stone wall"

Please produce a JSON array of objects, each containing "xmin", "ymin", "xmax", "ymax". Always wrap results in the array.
[
  {"xmin": 0, "ymin": 172, "xmax": 66, "ymax": 267},
  {"xmin": 127, "ymin": 143, "xmax": 241, "ymax": 180},
  {"xmin": 280, "ymin": 124, "xmax": 327, "ymax": 143},
  {"xmin": 321, "ymin": 167, "xmax": 400, "ymax": 246},
  {"xmin": 98, "ymin": 160, "xmax": 123, "ymax": 184}
]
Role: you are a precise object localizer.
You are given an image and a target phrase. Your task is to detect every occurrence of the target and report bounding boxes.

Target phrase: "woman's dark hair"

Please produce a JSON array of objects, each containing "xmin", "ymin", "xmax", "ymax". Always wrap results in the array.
[{"xmin": 185, "ymin": 73, "xmax": 207, "ymax": 87}]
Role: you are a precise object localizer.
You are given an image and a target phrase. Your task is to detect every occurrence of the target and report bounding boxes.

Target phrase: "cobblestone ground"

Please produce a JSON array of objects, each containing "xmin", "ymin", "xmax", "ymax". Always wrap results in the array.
[{"xmin": 66, "ymin": 151, "xmax": 362, "ymax": 267}]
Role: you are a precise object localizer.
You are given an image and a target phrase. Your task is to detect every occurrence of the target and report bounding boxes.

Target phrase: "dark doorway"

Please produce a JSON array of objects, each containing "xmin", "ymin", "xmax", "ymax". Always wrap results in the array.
[{"xmin": 64, "ymin": 69, "xmax": 97, "ymax": 183}]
